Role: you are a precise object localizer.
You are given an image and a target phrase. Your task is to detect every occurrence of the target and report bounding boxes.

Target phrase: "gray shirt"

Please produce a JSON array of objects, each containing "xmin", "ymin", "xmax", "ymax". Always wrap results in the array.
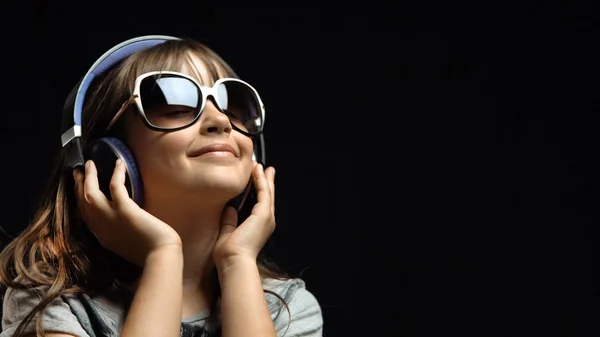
[{"xmin": 1, "ymin": 277, "xmax": 322, "ymax": 337}]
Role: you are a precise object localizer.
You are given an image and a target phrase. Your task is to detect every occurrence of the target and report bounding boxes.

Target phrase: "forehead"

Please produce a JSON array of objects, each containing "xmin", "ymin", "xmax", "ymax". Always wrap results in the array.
[{"xmin": 178, "ymin": 52, "xmax": 218, "ymax": 86}]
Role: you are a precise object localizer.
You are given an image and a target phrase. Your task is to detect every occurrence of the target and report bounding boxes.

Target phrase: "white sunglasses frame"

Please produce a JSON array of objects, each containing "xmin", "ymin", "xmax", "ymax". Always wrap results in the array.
[{"xmin": 106, "ymin": 70, "xmax": 266, "ymax": 137}]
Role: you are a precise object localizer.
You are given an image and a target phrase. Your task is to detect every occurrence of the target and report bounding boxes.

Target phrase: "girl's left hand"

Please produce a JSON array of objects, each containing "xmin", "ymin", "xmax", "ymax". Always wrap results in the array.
[{"xmin": 213, "ymin": 163, "xmax": 276, "ymax": 268}]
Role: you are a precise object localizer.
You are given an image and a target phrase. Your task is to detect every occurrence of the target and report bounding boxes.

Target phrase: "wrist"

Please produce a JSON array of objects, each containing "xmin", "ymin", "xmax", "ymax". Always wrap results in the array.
[
  {"xmin": 145, "ymin": 244, "xmax": 183, "ymax": 266},
  {"xmin": 216, "ymin": 255, "xmax": 257, "ymax": 275}
]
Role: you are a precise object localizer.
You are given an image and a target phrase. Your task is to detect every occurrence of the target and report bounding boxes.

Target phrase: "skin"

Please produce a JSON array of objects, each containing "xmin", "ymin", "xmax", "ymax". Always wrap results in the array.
[{"xmin": 38, "ymin": 58, "xmax": 278, "ymax": 337}]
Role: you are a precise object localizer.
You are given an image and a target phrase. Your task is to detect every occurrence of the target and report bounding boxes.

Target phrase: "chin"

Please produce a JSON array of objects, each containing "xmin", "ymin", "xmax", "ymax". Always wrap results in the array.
[
  {"xmin": 192, "ymin": 175, "xmax": 248, "ymax": 197},
  {"xmin": 169, "ymin": 163, "xmax": 250, "ymax": 196}
]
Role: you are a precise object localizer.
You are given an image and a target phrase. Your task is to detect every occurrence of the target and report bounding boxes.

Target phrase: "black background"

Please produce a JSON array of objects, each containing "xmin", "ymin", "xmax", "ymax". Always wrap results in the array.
[{"xmin": 1, "ymin": 1, "xmax": 598, "ymax": 336}]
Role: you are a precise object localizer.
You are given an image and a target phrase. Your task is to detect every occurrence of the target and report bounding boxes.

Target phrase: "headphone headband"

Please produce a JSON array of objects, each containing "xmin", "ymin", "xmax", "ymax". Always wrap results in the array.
[{"xmin": 61, "ymin": 35, "xmax": 180, "ymax": 149}]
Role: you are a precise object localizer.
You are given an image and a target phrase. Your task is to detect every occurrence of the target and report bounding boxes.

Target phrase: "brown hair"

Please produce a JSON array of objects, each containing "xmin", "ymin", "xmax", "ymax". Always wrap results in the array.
[{"xmin": 0, "ymin": 38, "xmax": 288, "ymax": 337}]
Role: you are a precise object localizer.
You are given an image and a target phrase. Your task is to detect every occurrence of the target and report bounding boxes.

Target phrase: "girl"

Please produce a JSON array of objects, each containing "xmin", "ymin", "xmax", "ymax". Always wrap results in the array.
[{"xmin": 0, "ymin": 35, "xmax": 322, "ymax": 337}]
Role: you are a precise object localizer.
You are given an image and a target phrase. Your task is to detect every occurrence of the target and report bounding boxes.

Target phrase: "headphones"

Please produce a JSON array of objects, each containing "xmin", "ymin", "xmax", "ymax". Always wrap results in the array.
[{"xmin": 60, "ymin": 35, "xmax": 266, "ymax": 210}]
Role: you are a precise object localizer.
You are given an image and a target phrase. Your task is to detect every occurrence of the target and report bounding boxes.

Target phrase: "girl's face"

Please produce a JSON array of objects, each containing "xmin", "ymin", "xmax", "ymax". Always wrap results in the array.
[{"xmin": 121, "ymin": 55, "xmax": 255, "ymax": 202}]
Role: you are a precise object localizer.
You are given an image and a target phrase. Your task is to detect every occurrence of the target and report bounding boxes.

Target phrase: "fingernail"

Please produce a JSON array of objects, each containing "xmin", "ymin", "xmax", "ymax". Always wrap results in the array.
[{"xmin": 116, "ymin": 158, "xmax": 122, "ymax": 166}]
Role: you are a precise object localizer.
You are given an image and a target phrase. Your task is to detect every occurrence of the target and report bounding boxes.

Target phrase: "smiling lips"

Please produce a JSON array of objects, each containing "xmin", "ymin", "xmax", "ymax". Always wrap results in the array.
[{"xmin": 189, "ymin": 143, "xmax": 238, "ymax": 158}]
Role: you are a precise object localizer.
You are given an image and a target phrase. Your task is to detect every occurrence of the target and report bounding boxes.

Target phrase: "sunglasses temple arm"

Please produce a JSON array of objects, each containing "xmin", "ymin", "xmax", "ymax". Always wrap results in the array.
[{"xmin": 106, "ymin": 95, "xmax": 137, "ymax": 132}]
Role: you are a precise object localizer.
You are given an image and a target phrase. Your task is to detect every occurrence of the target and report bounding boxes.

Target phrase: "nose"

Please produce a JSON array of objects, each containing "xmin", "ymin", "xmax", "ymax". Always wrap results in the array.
[{"xmin": 199, "ymin": 98, "xmax": 232, "ymax": 135}]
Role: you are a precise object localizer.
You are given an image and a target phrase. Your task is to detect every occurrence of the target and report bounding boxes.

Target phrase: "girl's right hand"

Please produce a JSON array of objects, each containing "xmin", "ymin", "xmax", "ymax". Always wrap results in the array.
[{"xmin": 73, "ymin": 159, "xmax": 182, "ymax": 266}]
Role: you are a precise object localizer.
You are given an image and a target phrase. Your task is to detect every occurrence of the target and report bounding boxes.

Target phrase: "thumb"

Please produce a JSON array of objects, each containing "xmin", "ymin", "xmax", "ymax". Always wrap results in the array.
[{"xmin": 218, "ymin": 206, "xmax": 238, "ymax": 240}]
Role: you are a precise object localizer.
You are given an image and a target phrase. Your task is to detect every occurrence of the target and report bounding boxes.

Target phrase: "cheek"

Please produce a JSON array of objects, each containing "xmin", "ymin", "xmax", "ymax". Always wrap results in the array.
[
  {"xmin": 126, "ymin": 130, "xmax": 185, "ymax": 173},
  {"xmin": 236, "ymin": 134, "xmax": 255, "ymax": 172},
  {"xmin": 237, "ymin": 134, "xmax": 255, "ymax": 159}
]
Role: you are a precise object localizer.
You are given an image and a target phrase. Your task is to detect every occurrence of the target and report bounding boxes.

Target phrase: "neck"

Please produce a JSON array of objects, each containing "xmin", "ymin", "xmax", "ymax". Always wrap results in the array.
[{"xmin": 143, "ymin": 195, "xmax": 226, "ymax": 289}]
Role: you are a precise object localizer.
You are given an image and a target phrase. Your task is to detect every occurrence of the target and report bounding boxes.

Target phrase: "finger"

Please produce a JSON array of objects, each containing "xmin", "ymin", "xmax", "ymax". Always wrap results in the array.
[
  {"xmin": 251, "ymin": 164, "xmax": 272, "ymax": 213},
  {"xmin": 83, "ymin": 160, "xmax": 108, "ymax": 205},
  {"xmin": 109, "ymin": 159, "xmax": 133, "ymax": 209},
  {"xmin": 218, "ymin": 206, "xmax": 238, "ymax": 240},
  {"xmin": 83, "ymin": 160, "xmax": 111, "ymax": 210},
  {"xmin": 264, "ymin": 166, "xmax": 276, "ymax": 214}
]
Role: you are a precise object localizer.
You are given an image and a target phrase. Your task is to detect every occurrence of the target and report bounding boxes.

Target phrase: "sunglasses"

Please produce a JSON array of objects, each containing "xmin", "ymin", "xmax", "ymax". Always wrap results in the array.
[{"xmin": 106, "ymin": 71, "xmax": 265, "ymax": 137}]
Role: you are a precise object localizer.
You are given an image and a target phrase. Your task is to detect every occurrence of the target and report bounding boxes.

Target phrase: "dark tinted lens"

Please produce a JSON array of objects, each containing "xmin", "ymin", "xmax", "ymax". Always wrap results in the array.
[
  {"xmin": 216, "ymin": 81, "xmax": 262, "ymax": 135},
  {"xmin": 139, "ymin": 75, "xmax": 202, "ymax": 129}
]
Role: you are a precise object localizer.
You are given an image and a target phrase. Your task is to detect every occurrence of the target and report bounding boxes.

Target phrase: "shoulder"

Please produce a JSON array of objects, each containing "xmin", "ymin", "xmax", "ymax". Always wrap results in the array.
[
  {"xmin": 1, "ymin": 284, "xmax": 90, "ymax": 337},
  {"xmin": 262, "ymin": 277, "xmax": 320, "ymax": 313},
  {"xmin": 262, "ymin": 277, "xmax": 323, "ymax": 337}
]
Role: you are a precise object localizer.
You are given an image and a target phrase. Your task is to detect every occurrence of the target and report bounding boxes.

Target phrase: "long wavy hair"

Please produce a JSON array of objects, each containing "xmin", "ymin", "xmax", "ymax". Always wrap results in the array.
[{"xmin": 0, "ymin": 38, "xmax": 288, "ymax": 337}]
